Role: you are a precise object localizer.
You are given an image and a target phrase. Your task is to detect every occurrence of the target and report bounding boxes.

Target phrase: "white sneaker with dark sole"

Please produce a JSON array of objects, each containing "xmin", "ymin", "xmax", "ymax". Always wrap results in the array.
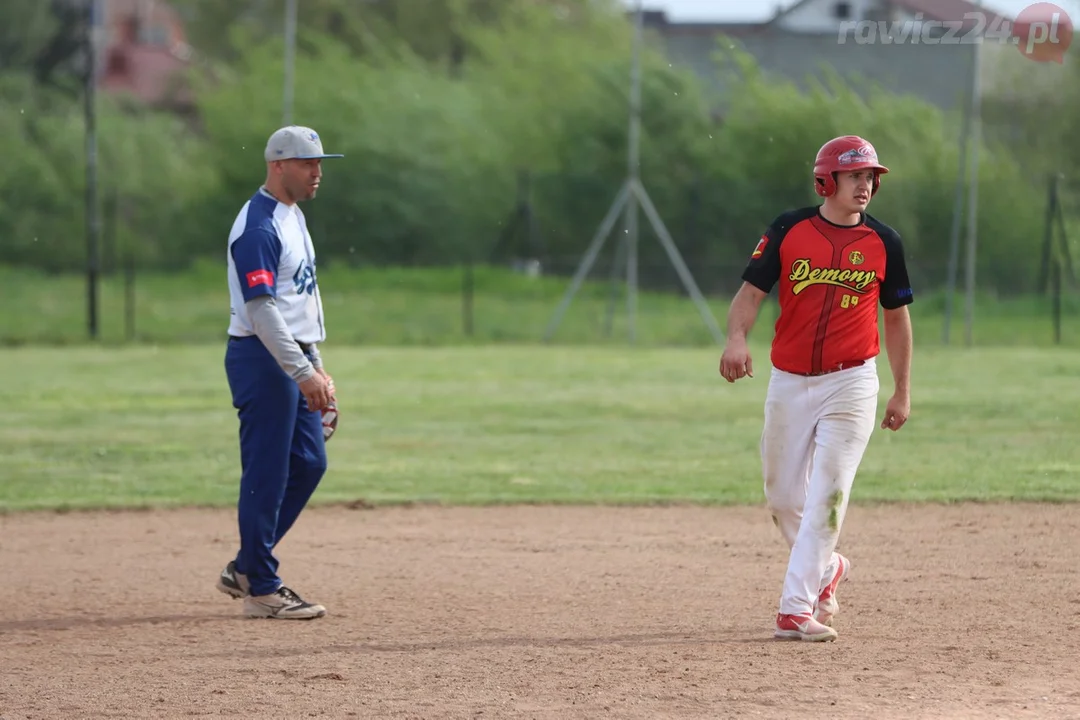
[{"xmin": 244, "ymin": 586, "xmax": 327, "ymax": 620}]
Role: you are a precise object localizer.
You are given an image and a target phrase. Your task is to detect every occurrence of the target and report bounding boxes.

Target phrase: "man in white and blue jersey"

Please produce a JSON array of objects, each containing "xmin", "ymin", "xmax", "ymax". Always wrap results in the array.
[{"xmin": 214, "ymin": 125, "xmax": 343, "ymax": 620}]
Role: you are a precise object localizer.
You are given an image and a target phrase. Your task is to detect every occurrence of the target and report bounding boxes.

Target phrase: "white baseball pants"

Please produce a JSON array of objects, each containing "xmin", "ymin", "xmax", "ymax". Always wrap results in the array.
[{"xmin": 760, "ymin": 359, "xmax": 879, "ymax": 616}]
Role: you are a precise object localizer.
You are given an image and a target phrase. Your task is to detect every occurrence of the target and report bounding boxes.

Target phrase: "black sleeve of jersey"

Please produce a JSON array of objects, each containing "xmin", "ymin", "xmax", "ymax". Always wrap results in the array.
[
  {"xmin": 740, "ymin": 214, "xmax": 789, "ymax": 294},
  {"xmin": 870, "ymin": 220, "xmax": 914, "ymax": 309}
]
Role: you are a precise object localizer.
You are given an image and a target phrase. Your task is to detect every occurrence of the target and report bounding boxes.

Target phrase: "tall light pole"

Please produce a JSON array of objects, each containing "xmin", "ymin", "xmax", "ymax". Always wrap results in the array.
[
  {"xmin": 283, "ymin": 0, "xmax": 297, "ymax": 125},
  {"xmin": 942, "ymin": 46, "xmax": 974, "ymax": 344},
  {"xmin": 943, "ymin": 0, "xmax": 983, "ymax": 346},
  {"xmin": 963, "ymin": 1, "xmax": 983, "ymax": 347},
  {"xmin": 623, "ymin": 0, "xmax": 644, "ymax": 343},
  {"xmin": 84, "ymin": 0, "xmax": 102, "ymax": 340}
]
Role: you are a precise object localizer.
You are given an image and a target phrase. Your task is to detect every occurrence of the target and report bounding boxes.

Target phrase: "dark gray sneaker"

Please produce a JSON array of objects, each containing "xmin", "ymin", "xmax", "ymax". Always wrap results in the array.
[
  {"xmin": 244, "ymin": 586, "xmax": 327, "ymax": 620},
  {"xmin": 215, "ymin": 561, "xmax": 250, "ymax": 599}
]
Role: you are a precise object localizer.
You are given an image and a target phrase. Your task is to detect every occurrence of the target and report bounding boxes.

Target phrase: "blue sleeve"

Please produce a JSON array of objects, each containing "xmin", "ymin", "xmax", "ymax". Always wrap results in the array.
[{"xmin": 231, "ymin": 228, "xmax": 282, "ymax": 301}]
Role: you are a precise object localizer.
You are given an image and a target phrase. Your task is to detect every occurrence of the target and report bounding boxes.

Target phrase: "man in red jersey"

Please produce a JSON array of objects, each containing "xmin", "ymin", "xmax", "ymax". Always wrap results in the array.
[{"xmin": 718, "ymin": 135, "xmax": 914, "ymax": 642}]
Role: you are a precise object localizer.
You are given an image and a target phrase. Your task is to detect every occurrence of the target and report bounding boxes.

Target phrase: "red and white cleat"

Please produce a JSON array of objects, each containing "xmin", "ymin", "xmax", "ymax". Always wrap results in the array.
[
  {"xmin": 775, "ymin": 613, "xmax": 839, "ymax": 642},
  {"xmin": 814, "ymin": 554, "xmax": 850, "ymax": 627}
]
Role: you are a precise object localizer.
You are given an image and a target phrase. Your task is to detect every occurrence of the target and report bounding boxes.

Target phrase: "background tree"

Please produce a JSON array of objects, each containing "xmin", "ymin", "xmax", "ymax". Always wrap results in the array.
[{"xmin": 0, "ymin": 0, "xmax": 1072, "ymax": 295}]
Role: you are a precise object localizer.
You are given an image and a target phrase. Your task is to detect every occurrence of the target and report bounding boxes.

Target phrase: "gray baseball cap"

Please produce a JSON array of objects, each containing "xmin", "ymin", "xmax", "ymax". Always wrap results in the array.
[{"xmin": 264, "ymin": 125, "xmax": 344, "ymax": 161}]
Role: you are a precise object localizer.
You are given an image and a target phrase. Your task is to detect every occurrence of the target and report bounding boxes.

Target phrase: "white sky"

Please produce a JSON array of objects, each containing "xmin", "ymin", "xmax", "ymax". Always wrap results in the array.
[{"xmin": 628, "ymin": 0, "xmax": 1080, "ymax": 22}]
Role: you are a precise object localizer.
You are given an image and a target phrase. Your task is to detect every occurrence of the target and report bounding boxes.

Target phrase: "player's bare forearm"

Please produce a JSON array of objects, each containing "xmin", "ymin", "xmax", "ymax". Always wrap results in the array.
[
  {"xmin": 882, "ymin": 306, "xmax": 912, "ymax": 396},
  {"xmin": 719, "ymin": 283, "xmax": 767, "ymax": 383},
  {"xmin": 726, "ymin": 282, "xmax": 768, "ymax": 342}
]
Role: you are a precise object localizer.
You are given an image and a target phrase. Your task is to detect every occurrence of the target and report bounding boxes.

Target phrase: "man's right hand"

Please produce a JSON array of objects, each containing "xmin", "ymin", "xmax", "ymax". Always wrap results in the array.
[
  {"xmin": 719, "ymin": 339, "xmax": 754, "ymax": 384},
  {"xmin": 298, "ymin": 372, "xmax": 331, "ymax": 411}
]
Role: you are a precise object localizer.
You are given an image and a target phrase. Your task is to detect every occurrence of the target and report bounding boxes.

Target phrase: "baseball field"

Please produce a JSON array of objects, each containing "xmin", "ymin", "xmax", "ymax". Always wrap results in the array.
[{"xmin": 3, "ymin": 325, "xmax": 1080, "ymax": 718}]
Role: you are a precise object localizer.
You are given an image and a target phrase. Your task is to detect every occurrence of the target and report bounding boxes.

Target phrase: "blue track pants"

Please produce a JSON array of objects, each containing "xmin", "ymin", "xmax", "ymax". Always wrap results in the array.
[{"xmin": 224, "ymin": 335, "xmax": 327, "ymax": 597}]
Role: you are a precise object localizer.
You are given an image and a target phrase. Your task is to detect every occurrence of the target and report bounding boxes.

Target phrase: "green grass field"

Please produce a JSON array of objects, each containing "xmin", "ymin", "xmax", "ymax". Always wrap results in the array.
[
  {"xmin": 2, "ymin": 342, "xmax": 1079, "ymax": 512},
  {"xmin": 2, "ymin": 261, "xmax": 1078, "ymax": 348}
]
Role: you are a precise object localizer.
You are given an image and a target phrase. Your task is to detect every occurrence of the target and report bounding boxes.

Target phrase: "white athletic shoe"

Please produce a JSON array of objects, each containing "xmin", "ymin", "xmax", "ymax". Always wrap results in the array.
[
  {"xmin": 244, "ymin": 586, "xmax": 327, "ymax": 620},
  {"xmin": 814, "ymin": 554, "xmax": 850, "ymax": 627}
]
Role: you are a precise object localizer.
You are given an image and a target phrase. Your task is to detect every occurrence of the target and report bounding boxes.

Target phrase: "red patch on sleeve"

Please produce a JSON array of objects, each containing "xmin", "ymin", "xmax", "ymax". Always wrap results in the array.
[
  {"xmin": 246, "ymin": 269, "xmax": 274, "ymax": 288},
  {"xmin": 751, "ymin": 236, "xmax": 768, "ymax": 259}
]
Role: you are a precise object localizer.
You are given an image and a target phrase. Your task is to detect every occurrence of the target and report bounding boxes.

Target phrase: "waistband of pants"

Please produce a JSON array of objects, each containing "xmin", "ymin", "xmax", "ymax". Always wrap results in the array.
[
  {"xmin": 228, "ymin": 334, "xmax": 313, "ymax": 354},
  {"xmin": 780, "ymin": 359, "xmax": 868, "ymax": 377}
]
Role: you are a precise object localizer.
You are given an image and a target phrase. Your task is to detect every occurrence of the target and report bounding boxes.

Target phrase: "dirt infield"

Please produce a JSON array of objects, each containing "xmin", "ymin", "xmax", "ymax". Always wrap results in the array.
[{"xmin": 2, "ymin": 502, "xmax": 1079, "ymax": 719}]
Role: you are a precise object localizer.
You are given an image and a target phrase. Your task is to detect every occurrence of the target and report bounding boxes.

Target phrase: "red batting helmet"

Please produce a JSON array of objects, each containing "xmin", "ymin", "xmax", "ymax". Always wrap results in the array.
[{"xmin": 813, "ymin": 135, "xmax": 889, "ymax": 198}]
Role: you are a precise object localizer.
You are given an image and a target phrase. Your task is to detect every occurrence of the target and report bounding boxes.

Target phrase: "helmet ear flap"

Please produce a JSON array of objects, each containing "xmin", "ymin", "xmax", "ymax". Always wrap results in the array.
[{"xmin": 815, "ymin": 172, "xmax": 837, "ymax": 198}]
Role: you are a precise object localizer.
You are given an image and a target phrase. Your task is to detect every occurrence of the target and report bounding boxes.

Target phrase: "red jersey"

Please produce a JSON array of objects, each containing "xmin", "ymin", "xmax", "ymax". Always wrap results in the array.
[{"xmin": 741, "ymin": 206, "xmax": 914, "ymax": 376}]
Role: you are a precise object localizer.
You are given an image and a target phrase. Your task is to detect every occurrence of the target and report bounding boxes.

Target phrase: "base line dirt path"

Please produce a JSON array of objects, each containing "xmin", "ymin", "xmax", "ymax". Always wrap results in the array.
[{"xmin": 2, "ymin": 503, "xmax": 1079, "ymax": 719}]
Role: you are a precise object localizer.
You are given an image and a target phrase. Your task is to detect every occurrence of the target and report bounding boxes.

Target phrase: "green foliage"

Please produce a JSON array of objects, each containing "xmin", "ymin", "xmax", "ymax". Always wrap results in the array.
[
  {"xmin": 1, "ymin": 0, "xmax": 1071, "ymax": 296},
  {"xmin": 0, "ymin": 70, "xmax": 213, "ymax": 272},
  {"xmin": 0, "ymin": 73, "xmax": 83, "ymax": 268},
  {"xmin": 0, "ymin": 0, "xmax": 59, "ymax": 70},
  {"xmin": 0, "ymin": 0, "xmax": 86, "ymax": 95},
  {"xmin": 980, "ymin": 45, "xmax": 1080, "ymax": 176},
  {"xmin": 706, "ymin": 44, "xmax": 1048, "ymax": 292}
]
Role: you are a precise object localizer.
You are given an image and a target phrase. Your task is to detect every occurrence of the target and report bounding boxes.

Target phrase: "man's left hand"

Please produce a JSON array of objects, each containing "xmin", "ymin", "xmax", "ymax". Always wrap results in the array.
[
  {"xmin": 315, "ymin": 368, "xmax": 339, "ymax": 441},
  {"xmin": 317, "ymin": 368, "xmax": 335, "ymax": 399},
  {"xmin": 881, "ymin": 393, "xmax": 910, "ymax": 432}
]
